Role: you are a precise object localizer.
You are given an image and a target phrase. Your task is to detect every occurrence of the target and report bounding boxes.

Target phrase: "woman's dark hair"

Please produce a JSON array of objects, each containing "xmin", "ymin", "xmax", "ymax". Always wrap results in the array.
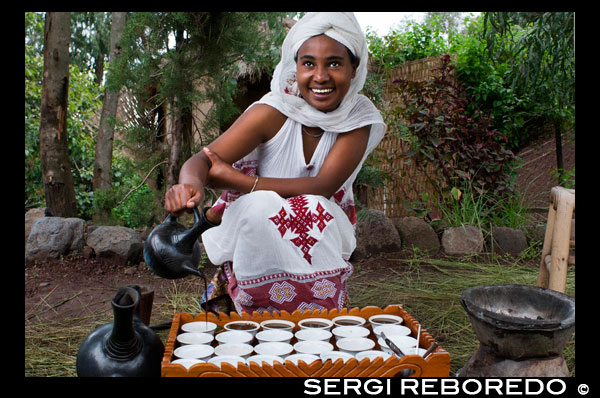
[{"xmin": 346, "ymin": 48, "xmax": 359, "ymax": 66}]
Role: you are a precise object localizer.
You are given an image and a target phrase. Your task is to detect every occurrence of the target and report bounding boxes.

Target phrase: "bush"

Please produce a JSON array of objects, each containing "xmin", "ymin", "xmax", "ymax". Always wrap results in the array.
[
  {"xmin": 389, "ymin": 55, "xmax": 518, "ymax": 204},
  {"xmin": 366, "ymin": 16, "xmax": 456, "ymax": 75},
  {"xmin": 93, "ymin": 171, "xmax": 164, "ymax": 228},
  {"xmin": 112, "ymin": 183, "xmax": 163, "ymax": 228},
  {"xmin": 452, "ymin": 16, "xmax": 539, "ymax": 151}
]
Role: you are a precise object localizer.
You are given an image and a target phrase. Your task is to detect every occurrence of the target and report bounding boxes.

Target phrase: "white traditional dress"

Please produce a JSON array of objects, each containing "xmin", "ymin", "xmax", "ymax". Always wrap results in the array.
[{"xmin": 200, "ymin": 12, "xmax": 386, "ymax": 315}]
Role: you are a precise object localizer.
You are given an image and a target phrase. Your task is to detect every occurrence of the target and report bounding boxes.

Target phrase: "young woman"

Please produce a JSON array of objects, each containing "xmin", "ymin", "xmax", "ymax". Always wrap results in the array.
[{"xmin": 164, "ymin": 12, "xmax": 386, "ymax": 315}]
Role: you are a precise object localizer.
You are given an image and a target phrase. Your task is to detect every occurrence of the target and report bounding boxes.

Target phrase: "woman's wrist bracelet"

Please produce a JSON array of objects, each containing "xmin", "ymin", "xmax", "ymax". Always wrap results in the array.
[{"xmin": 249, "ymin": 175, "xmax": 260, "ymax": 193}]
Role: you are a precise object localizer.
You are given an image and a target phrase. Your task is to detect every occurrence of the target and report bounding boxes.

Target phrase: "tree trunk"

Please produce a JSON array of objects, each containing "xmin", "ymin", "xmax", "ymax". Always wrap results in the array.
[
  {"xmin": 166, "ymin": 29, "xmax": 186, "ymax": 191},
  {"xmin": 554, "ymin": 119, "xmax": 565, "ymax": 186},
  {"xmin": 166, "ymin": 97, "xmax": 184, "ymax": 191},
  {"xmin": 39, "ymin": 12, "xmax": 77, "ymax": 217},
  {"xmin": 94, "ymin": 56, "xmax": 104, "ymax": 86},
  {"xmin": 93, "ymin": 12, "xmax": 127, "ymax": 220}
]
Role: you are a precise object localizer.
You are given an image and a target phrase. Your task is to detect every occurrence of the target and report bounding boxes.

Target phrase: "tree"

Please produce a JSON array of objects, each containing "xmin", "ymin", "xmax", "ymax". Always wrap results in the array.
[
  {"xmin": 166, "ymin": 27, "xmax": 188, "ymax": 189},
  {"xmin": 424, "ymin": 12, "xmax": 464, "ymax": 35},
  {"xmin": 110, "ymin": 12, "xmax": 291, "ymax": 203},
  {"xmin": 39, "ymin": 12, "xmax": 78, "ymax": 217},
  {"xmin": 93, "ymin": 12, "xmax": 127, "ymax": 221},
  {"xmin": 70, "ymin": 12, "xmax": 111, "ymax": 85},
  {"xmin": 482, "ymin": 12, "xmax": 574, "ymax": 185}
]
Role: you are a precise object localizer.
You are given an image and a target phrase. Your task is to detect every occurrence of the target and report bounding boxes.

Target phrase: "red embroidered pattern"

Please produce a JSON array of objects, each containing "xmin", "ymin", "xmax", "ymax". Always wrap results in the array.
[
  {"xmin": 223, "ymin": 261, "xmax": 353, "ymax": 315},
  {"xmin": 217, "ymin": 160, "xmax": 258, "ymax": 206},
  {"xmin": 268, "ymin": 195, "xmax": 334, "ymax": 264},
  {"xmin": 332, "ymin": 188, "xmax": 357, "ymax": 225}
]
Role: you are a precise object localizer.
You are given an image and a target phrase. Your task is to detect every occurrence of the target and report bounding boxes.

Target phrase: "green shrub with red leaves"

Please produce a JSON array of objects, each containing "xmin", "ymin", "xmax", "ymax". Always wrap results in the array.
[{"xmin": 390, "ymin": 54, "xmax": 518, "ymax": 207}]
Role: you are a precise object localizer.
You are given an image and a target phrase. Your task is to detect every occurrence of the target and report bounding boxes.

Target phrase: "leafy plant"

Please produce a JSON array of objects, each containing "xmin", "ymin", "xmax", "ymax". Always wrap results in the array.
[
  {"xmin": 404, "ymin": 192, "xmax": 434, "ymax": 219},
  {"xmin": 551, "ymin": 166, "xmax": 575, "ymax": 190},
  {"xmin": 92, "ymin": 159, "xmax": 165, "ymax": 228},
  {"xmin": 390, "ymin": 54, "xmax": 518, "ymax": 204},
  {"xmin": 452, "ymin": 15, "xmax": 537, "ymax": 151},
  {"xmin": 436, "ymin": 181, "xmax": 497, "ymax": 230},
  {"xmin": 482, "ymin": 12, "xmax": 575, "ymax": 185},
  {"xmin": 25, "ymin": 13, "xmax": 45, "ymax": 209},
  {"xmin": 112, "ymin": 182, "xmax": 163, "ymax": 228},
  {"xmin": 366, "ymin": 16, "xmax": 458, "ymax": 74},
  {"xmin": 487, "ymin": 190, "xmax": 529, "ymax": 230}
]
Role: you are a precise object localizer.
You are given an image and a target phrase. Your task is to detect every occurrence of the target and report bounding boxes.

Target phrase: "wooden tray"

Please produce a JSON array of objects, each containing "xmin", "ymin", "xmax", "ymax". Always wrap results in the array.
[{"xmin": 161, "ymin": 305, "xmax": 450, "ymax": 377}]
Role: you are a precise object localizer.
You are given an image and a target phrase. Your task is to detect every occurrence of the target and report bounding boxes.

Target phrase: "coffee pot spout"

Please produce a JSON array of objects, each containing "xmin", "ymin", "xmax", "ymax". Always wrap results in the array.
[
  {"xmin": 175, "ymin": 206, "xmax": 205, "ymax": 252},
  {"xmin": 182, "ymin": 261, "xmax": 205, "ymax": 280}
]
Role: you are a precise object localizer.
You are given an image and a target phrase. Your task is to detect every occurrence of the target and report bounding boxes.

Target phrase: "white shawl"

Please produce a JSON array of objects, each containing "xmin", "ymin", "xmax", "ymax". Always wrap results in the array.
[{"xmin": 254, "ymin": 12, "xmax": 386, "ymax": 138}]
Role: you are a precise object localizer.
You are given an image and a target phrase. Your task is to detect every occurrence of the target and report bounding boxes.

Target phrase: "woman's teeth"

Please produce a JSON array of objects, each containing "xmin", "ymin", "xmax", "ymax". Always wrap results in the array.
[{"xmin": 312, "ymin": 88, "xmax": 333, "ymax": 94}]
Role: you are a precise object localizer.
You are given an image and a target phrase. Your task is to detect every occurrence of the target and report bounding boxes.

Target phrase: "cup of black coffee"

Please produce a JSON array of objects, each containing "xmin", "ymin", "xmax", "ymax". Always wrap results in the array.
[{"xmin": 224, "ymin": 320, "xmax": 260, "ymax": 337}]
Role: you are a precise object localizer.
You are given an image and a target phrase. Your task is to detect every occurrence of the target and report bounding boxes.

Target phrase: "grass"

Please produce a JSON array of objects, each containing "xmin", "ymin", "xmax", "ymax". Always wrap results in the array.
[
  {"xmin": 348, "ymin": 252, "xmax": 575, "ymax": 376},
  {"xmin": 24, "ymin": 253, "xmax": 575, "ymax": 377},
  {"xmin": 23, "ymin": 279, "xmax": 204, "ymax": 378},
  {"xmin": 25, "ymin": 312, "xmax": 111, "ymax": 377}
]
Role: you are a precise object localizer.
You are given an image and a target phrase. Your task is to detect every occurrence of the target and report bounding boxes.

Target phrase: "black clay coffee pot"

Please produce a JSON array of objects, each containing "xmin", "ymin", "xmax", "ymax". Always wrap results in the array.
[
  {"xmin": 76, "ymin": 286, "xmax": 165, "ymax": 377},
  {"xmin": 143, "ymin": 207, "xmax": 214, "ymax": 280}
]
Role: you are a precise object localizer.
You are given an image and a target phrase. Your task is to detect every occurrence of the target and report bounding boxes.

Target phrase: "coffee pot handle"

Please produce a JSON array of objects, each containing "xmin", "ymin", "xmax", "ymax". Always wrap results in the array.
[
  {"xmin": 162, "ymin": 206, "xmax": 201, "ymax": 224},
  {"xmin": 192, "ymin": 206, "xmax": 202, "ymax": 226}
]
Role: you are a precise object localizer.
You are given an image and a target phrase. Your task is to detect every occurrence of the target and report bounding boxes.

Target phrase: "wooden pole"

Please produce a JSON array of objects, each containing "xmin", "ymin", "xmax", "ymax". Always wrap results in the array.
[
  {"xmin": 536, "ymin": 203, "xmax": 556, "ymax": 289},
  {"xmin": 537, "ymin": 187, "xmax": 575, "ymax": 293}
]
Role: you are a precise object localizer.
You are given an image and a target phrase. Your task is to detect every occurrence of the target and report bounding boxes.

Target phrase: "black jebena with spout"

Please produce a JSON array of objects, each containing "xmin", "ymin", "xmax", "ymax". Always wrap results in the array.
[
  {"xmin": 76, "ymin": 286, "xmax": 165, "ymax": 377},
  {"xmin": 143, "ymin": 207, "xmax": 215, "ymax": 280}
]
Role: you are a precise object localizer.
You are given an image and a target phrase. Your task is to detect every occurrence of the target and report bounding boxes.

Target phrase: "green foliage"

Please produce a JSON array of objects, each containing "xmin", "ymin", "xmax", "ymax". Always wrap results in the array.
[
  {"xmin": 483, "ymin": 13, "xmax": 574, "ymax": 106},
  {"xmin": 360, "ymin": 16, "xmax": 463, "ymax": 207},
  {"xmin": 365, "ymin": 13, "xmax": 574, "ymax": 152},
  {"xmin": 25, "ymin": 12, "xmax": 45, "ymax": 55},
  {"xmin": 25, "ymin": 12, "xmax": 142, "ymax": 220},
  {"xmin": 488, "ymin": 193, "xmax": 528, "ymax": 230},
  {"xmin": 112, "ymin": 183, "xmax": 163, "ymax": 228},
  {"xmin": 67, "ymin": 64, "xmax": 104, "ymax": 219},
  {"xmin": 404, "ymin": 191, "xmax": 434, "ymax": 220},
  {"xmin": 551, "ymin": 166, "xmax": 575, "ymax": 190},
  {"xmin": 390, "ymin": 55, "xmax": 518, "ymax": 203},
  {"xmin": 436, "ymin": 181, "xmax": 498, "ymax": 230},
  {"xmin": 366, "ymin": 15, "xmax": 458, "ymax": 74},
  {"xmin": 355, "ymin": 161, "xmax": 387, "ymax": 190},
  {"xmin": 481, "ymin": 12, "xmax": 575, "ymax": 145},
  {"xmin": 25, "ymin": 13, "xmax": 45, "ymax": 209},
  {"xmin": 452, "ymin": 15, "xmax": 537, "ymax": 151},
  {"xmin": 110, "ymin": 12, "xmax": 288, "ymax": 123},
  {"xmin": 92, "ymin": 163, "xmax": 164, "ymax": 228},
  {"xmin": 25, "ymin": 17, "xmax": 104, "ymax": 217},
  {"xmin": 438, "ymin": 174, "xmax": 531, "ymax": 232},
  {"xmin": 108, "ymin": 12, "xmax": 292, "ymax": 212},
  {"xmin": 70, "ymin": 12, "xmax": 112, "ymax": 82},
  {"xmin": 362, "ymin": 15, "xmax": 572, "ymax": 225}
]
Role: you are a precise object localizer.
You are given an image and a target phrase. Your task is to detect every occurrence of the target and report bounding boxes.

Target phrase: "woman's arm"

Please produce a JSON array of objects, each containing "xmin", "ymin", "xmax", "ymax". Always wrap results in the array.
[
  {"xmin": 164, "ymin": 104, "xmax": 287, "ymax": 216},
  {"xmin": 204, "ymin": 124, "xmax": 371, "ymax": 199}
]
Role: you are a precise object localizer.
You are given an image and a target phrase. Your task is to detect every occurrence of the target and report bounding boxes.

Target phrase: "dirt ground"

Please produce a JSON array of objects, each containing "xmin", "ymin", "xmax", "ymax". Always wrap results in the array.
[
  {"xmin": 24, "ymin": 132, "xmax": 574, "ymax": 327},
  {"xmin": 515, "ymin": 133, "xmax": 575, "ymax": 209},
  {"xmin": 23, "ymin": 249, "xmax": 403, "ymax": 325}
]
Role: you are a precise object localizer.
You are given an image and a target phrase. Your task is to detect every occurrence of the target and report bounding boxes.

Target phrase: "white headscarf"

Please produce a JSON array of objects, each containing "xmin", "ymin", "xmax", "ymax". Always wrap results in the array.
[{"xmin": 254, "ymin": 12, "xmax": 386, "ymax": 137}]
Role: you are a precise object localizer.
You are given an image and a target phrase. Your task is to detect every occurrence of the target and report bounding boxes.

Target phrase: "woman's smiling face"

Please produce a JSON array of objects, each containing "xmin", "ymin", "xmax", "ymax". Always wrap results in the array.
[{"xmin": 295, "ymin": 34, "xmax": 357, "ymax": 113}]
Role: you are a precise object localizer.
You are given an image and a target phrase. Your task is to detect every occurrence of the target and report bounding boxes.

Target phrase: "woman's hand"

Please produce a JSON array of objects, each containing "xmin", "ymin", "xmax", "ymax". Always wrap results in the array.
[
  {"xmin": 164, "ymin": 183, "xmax": 205, "ymax": 217},
  {"xmin": 203, "ymin": 147, "xmax": 244, "ymax": 190}
]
